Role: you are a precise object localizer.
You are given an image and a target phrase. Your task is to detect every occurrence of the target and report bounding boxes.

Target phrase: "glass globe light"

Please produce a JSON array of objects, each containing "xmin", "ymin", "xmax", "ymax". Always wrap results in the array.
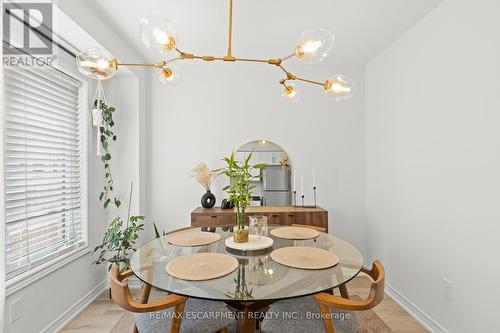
[
  {"xmin": 324, "ymin": 74, "xmax": 355, "ymax": 100},
  {"xmin": 295, "ymin": 29, "xmax": 334, "ymax": 64},
  {"xmin": 76, "ymin": 48, "xmax": 117, "ymax": 80},
  {"xmin": 282, "ymin": 85, "xmax": 299, "ymax": 103},
  {"xmin": 139, "ymin": 15, "xmax": 177, "ymax": 53},
  {"xmin": 158, "ymin": 67, "xmax": 181, "ymax": 86}
]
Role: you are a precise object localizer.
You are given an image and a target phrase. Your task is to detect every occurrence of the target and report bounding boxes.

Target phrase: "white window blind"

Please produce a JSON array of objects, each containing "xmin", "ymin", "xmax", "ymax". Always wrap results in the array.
[{"xmin": 3, "ymin": 65, "xmax": 85, "ymax": 279}]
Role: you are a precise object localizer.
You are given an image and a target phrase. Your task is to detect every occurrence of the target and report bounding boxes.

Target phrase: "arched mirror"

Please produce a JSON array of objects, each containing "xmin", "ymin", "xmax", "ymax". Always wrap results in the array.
[{"xmin": 235, "ymin": 140, "xmax": 291, "ymax": 206}]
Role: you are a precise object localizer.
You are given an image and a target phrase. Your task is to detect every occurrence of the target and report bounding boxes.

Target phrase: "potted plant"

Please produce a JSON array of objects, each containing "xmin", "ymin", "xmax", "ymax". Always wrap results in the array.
[
  {"xmin": 216, "ymin": 152, "xmax": 265, "ymax": 243},
  {"xmin": 92, "ymin": 215, "xmax": 145, "ymax": 271}
]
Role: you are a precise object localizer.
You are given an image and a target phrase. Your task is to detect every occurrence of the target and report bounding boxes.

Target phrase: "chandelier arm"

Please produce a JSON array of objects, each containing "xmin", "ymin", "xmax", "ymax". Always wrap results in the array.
[
  {"xmin": 294, "ymin": 76, "xmax": 326, "ymax": 86},
  {"xmin": 281, "ymin": 53, "xmax": 296, "ymax": 62},
  {"xmin": 116, "ymin": 62, "xmax": 160, "ymax": 68},
  {"xmin": 227, "ymin": 0, "xmax": 234, "ymax": 58},
  {"xmin": 165, "ymin": 56, "xmax": 182, "ymax": 64},
  {"xmin": 233, "ymin": 57, "xmax": 269, "ymax": 63},
  {"xmin": 277, "ymin": 64, "xmax": 290, "ymax": 75}
]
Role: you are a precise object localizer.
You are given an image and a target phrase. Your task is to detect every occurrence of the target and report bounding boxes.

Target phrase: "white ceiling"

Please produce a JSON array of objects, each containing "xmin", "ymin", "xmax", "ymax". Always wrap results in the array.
[{"xmin": 88, "ymin": 0, "xmax": 443, "ymax": 65}]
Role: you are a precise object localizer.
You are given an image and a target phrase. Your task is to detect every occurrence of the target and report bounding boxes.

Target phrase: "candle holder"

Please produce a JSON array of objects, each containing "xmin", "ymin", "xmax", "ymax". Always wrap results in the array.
[
  {"xmin": 313, "ymin": 186, "xmax": 317, "ymax": 207},
  {"xmin": 301, "ymin": 186, "xmax": 318, "ymax": 208}
]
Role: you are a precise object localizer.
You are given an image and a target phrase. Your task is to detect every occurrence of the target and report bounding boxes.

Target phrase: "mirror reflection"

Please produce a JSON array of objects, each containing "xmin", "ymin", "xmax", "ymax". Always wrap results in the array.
[{"xmin": 236, "ymin": 140, "xmax": 291, "ymax": 206}]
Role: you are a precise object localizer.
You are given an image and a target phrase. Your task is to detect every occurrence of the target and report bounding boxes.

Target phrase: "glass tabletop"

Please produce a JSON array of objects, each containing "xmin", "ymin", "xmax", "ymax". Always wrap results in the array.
[{"xmin": 130, "ymin": 225, "xmax": 363, "ymax": 302}]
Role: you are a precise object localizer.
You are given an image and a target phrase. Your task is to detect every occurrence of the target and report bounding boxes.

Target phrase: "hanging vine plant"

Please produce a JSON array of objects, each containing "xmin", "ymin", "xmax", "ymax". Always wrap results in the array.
[{"xmin": 94, "ymin": 99, "xmax": 121, "ymax": 209}]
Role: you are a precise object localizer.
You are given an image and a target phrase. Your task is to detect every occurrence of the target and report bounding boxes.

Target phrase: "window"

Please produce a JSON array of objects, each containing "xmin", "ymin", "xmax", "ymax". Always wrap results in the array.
[{"xmin": 3, "ymin": 63, "xmax": 87, "ymax": 280}]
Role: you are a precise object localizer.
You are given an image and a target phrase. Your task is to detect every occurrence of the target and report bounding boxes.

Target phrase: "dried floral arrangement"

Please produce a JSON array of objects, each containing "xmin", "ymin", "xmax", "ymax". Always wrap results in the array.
[{"xmin": 191, "ymin": 162, "xmax": 216, "ymax": 190}]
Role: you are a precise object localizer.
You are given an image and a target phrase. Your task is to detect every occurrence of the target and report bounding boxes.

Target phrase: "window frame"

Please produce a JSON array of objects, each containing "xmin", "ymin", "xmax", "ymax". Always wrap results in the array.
[{"xmin": 3, "ymin": 48, "xmax": 91, "ymax": 296}]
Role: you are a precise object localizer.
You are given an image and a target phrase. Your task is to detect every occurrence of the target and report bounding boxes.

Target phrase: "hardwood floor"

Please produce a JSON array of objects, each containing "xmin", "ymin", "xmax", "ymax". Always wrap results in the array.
[{"xmin": 62, "ymin": 275, "xmax": 427, "ymax": 332}]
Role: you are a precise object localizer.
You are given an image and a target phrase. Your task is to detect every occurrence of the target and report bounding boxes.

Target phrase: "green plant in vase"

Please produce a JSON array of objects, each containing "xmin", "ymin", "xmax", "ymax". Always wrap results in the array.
[{"xmin": 216, "ymin": 152, "xmax": 265, "ymax": 243}]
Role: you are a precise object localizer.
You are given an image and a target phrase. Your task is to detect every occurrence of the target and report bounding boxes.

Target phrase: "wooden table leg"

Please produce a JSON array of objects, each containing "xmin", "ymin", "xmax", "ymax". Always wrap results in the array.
[
  {"xmin": 225, "ymin": 300, "xmax": 274, "ymax": 333},
  {"xmin": 339, "ymin": 284, "xmax": 350, "ymax": 299},
  {"xmin": 237, "ymin": 306, "xmax": 256, "ymax": 333}
]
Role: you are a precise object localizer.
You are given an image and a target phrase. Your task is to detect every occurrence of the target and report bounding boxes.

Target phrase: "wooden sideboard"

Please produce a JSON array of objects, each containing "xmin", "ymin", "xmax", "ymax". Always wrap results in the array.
[{"xmin": 191, "ymin": 206, "xmax": 328, "ymax": 231}]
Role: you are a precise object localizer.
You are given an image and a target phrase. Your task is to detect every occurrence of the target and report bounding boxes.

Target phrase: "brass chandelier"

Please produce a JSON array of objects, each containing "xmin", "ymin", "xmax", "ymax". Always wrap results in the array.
[{"xmin": 76, "ymin": 0, "xmax": 355, "ymax": 102}]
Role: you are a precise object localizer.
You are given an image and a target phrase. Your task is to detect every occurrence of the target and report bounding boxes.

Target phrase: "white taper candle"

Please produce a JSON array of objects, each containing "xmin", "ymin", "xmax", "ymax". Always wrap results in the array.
[
  {"xmin": 312, "ymin": 166, "xmax": 315, "ymax": 188},
  {"xmin": 301, "ymin": 172, "xmax": 304, "ymax": 196}
]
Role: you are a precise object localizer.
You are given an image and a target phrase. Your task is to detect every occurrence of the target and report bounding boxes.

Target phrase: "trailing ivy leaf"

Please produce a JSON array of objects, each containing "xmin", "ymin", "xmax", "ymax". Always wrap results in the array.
[{"xmin": 99, "ymin": 192, "xmax": 104, "ymax": 201}]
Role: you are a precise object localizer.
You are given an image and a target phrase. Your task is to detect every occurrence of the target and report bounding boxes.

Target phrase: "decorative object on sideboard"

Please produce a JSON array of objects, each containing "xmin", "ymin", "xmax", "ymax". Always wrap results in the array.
[
  {"xmin": 292, "ymin": 167, "xmax": 318, "ymax": 208},
  {"xmin": 191, "ymin": 162, "xmax": 217, "ymax": 208},
  {"xmin": 216, "ymin": 152, "xmax": 265, "ymax": 243},
  {"xmin": 201, "ymin": 190, "xmax": 216, "ymax": 208},
  {"xmin": 221, "ymin": 198, "xmax": 235, "ymax": 209},
  {"xmin": 76, "ymin": 0, "xmax": 355, "ymax": 102}
]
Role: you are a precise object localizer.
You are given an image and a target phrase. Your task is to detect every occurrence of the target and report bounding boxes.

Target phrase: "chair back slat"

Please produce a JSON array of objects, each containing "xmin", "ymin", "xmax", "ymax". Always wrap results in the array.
[{"xmin": 291, "ymin": 224, "xmax": 327, "ymax": 233}]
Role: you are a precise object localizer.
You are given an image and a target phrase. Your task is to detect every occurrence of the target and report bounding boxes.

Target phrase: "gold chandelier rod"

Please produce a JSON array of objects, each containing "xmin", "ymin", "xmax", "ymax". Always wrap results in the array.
[
  {"xmin": 227, "ymin": 0, "xmax": 234, "ymax": 59},
  {"xmin": 115, "ymin": 0, "xmax": 328, "ymax": 90}
]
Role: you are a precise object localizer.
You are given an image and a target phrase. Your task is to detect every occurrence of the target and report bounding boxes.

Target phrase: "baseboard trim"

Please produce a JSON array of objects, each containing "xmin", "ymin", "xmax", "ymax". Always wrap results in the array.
[
  {"xmin": 385, "ymin": 282, "xmax": 449, "ymax": 333},
  {"xmin": 41, "ymin": 279, "xmax": 107, "ymax": 333}
]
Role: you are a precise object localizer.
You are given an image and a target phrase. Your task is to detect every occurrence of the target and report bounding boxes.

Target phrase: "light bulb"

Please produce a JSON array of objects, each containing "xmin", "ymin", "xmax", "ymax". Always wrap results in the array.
[
  {"xmin": 76, "ymin": 48, "xmax": 117, "ymax": 80},
  {"xmin": 282, "ymin": 85, "xmax": 299, "ymax": 103},
  {"xmin": 158, "ymin": 68, "xmax": 181, "ymax": 86},
  {"xmin": 295, "ymin": 29, "xmax": 334, "ymax": 64},
  {"xmin": 140, "ymin": 15, "xmax": 177, "ymax": 53},
  {"xmin": 96, "ymin": 59, "xmax": 109, "ymax": 70},
  {"xmin": 324, "ymin": 74, "xmax": 355, "ymax": 100}
]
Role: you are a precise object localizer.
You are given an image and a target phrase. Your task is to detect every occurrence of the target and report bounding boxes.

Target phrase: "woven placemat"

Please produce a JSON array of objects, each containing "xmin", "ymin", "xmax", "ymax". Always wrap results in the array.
[
  {"xmin": 270, "ymin": 226, "xmax": 320, "ymax": 240},
  {"xmin": 270, "ymin": 246, "xmax": 339, "ymax": 269},
  {"xmin": 167, "ymin": 231, "xmax": 221, "ymax": 246},
  {"xmin": 166, "ymin": 253, "xmax": 238, "ymax": 281}
]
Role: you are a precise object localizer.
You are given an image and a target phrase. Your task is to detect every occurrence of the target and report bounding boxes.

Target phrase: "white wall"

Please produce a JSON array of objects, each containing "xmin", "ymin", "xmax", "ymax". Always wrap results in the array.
[
  {"xmin": 147, "ymin": 60, "xmax": 367, "ymax": 253},
  {"xmin": 365, "ymin": 0, "xmax": 500, "ymax": 332}
]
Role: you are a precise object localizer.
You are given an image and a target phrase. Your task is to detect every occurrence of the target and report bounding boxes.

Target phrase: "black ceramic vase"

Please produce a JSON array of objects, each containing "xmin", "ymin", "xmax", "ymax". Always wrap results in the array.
[{"xmin": 201, "ymin": 190, "xmax": 216, "ymax": 208}]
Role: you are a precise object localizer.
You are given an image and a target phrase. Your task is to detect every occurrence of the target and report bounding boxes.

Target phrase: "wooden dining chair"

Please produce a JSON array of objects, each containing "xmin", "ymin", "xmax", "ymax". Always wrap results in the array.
[
  {"xmin": 110, "ymin": 264, "xmax": 186, "ymax": 333},
  {"xmin": 260, "ymin": 260, "xmax": 385, "ymax": 333},
  {"xmin": 314, "ymin": 260, "xmax": 385, "ymax": 333},
  {"xmin": 110, "ymin": 264, "xmax": 234, "ymax": 333},
  {"xmin": 291, "ymin": 223, "xmax": 327, "ymax": 233}
]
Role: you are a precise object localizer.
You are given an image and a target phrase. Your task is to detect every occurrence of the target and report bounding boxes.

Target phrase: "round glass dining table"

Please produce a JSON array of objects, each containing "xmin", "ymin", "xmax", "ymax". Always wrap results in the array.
[{"xmin": 130, "ymin": 225, "xmax": 364, "ymax": 302}]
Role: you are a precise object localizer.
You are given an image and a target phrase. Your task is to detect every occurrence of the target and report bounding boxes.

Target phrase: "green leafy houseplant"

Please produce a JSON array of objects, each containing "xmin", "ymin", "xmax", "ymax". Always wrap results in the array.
[
  {"xmin": 92, "ymin": 215, "xmax": 145, "ymax": 271},
  {"xmin": 216, "ymin": 152, "xmax": 265, "ymax": 243},
  {"xmin": 95, "ymin": 100, "xmax": 121, "ymax": 209}
]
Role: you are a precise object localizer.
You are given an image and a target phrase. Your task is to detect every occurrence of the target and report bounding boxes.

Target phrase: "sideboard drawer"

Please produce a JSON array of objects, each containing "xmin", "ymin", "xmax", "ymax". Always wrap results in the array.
[
  {"xmin": 191, "ymin": 213, "xmax": 233, "ymax": 227},
  {"xmin": 265, "ymin": 213, "xmax": 285, "ymax": 225}
]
